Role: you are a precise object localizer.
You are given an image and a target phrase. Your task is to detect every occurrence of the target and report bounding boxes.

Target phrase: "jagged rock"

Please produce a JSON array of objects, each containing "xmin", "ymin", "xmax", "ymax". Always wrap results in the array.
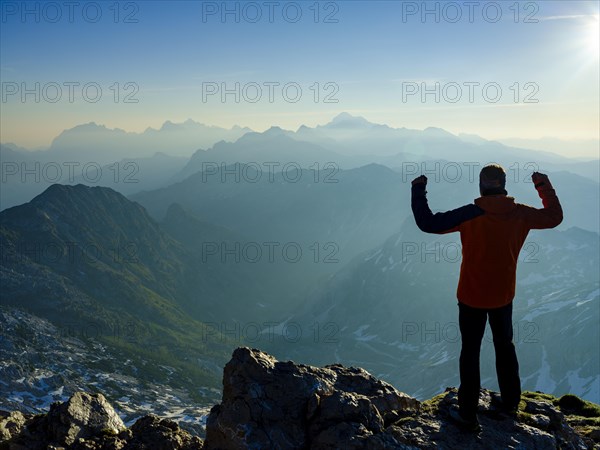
[
  {"xmin": 124, "ymin": 415, "xmax": 203, "ymax": 449},
  {"xmin": 204, "ymin": 347, "xmax": 420, "ymax": 449},
  {"xmin": 0, "ymin": 392, "xmax": 126, "ymax": 449},
  {"xmin": 383, "ymin": 389, "xmax": 592, "ymax": 449},
  {"xmin": 204, "ymin": 347, "xmax": 598, "ymax": 450},
  {"xmin": 46, "ymin": 392, "xmax": 126, "ymax": 446},
  {"xmin": 0, "ymin": 394, "xmax": 203, "ymax": 450},
  {"xmin": 0, "ymin": 411, "xmax": 29, "ymax": 441}
]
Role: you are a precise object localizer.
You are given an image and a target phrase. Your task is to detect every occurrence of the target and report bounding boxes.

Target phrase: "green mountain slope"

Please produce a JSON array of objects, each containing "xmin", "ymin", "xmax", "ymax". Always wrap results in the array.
[{"xmin": 0, "ymin": 184, "xmax": 233, "ymax": 399}]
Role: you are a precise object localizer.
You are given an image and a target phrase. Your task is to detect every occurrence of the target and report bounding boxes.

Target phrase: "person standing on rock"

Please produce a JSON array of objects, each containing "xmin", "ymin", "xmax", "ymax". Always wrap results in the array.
[{"xmin": 410, "ymin": 164, "xmax": 563, "ymax": 431}]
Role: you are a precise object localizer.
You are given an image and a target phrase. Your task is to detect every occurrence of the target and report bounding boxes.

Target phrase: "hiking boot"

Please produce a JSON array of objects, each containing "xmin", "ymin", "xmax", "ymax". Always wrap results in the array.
[
  {"xmin": 449, "ymin": 405, "xmax": 481, "ymax": 432},
  {"xmin": 490, "ymin": 392, "xmax": 518, "ymax": 417}
]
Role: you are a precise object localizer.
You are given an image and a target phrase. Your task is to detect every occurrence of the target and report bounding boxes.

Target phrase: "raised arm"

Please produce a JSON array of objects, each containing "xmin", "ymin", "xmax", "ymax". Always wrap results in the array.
[
  {"xmin": 411, "ymin": 175, "xmax": 484, "ymax": 234},
  {"xmin": 522, "ymin": 172, "xmax": 563, "ymax": 229}
]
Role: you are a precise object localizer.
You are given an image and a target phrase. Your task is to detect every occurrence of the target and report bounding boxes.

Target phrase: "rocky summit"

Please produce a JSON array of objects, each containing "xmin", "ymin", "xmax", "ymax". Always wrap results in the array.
[{"xmin": 1, "ymin": 347, "xmax": 599, "ymax": 450}]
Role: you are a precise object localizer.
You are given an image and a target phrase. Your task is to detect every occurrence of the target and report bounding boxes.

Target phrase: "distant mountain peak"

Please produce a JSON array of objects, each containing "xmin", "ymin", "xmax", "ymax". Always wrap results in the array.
[
  {"xmin": 159, "ymin": 120, "xmax": 181, "ymax": 131},
  {"xmin": 348, "ymin": 162, "xmax": 398, "ymax": 180},
  {"xmin": 332, "ymin": 112, "xmax": 362, "ymax": 121},
  {"xmin": 3, "ymin": 183, "xmax": 162, "ymax": 256},
  {"xmin": 237, "ymin": 126, "xmax": 292, "ymax": 142},
  {"xmin": 71, "ymin": 122, "xmax": 105, "ymax": 131},
  {"xmin": 264, "ymin": 126, "xmax": 287, "ymax": 135},
  {"xmin": 50, "ymin": 123, "xmax": 129, "ymax": 150},
  {"xmin": 27, "ymin": 184, "xmax": 131, "ymax": 212},
  {"xmin": 35, "ymin": 182, "xmax": 111, "ymax": 196},
  {"xmin": 62, "ymin": 122, "xmax": 128, "ymax": 135},
  {"xmin": 322, "ymin": 113, "xmax": 398, "ymax": 133},
  {"xmin": 329, "ymin": 112, "xmax": 371, "ymax": 127},
  {"xmin": 165, "ymin": 201, "xmax": 188, "ymax": 218},
  {"xmin": 153, "ymin": 119, "xmax": 251, "ymax": 134},
  {"xmin": 160, "ymin": 118, "xmax": 203, "ymax": 130},
  {"xmin": 423, "ymin": 126, "xmax": 456, "ymax": 138}
]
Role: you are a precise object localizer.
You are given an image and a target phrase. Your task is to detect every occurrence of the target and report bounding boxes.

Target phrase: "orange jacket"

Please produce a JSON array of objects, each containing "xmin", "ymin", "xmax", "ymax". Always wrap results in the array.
[{"xmin": 412, "ymin": 178, "xmax": 562, "ymax": 308}]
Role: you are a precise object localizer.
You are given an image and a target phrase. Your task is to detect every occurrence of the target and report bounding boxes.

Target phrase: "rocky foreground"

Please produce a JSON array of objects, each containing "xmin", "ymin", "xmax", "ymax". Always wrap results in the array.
[{"xmin": 1, "ymin": 347, "xmax": 599, "ymax": 449}]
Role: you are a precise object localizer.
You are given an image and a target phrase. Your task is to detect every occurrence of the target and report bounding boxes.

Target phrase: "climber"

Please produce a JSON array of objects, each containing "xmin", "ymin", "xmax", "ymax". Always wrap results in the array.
[{"xmin": 411, "ymin": 164, "xmax": 563, "ymax": 431}]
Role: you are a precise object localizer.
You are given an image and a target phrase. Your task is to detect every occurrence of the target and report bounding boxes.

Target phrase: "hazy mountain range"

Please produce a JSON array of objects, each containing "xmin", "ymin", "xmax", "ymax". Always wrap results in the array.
[
  {"xmin": 0, "ymin": 118, "xmax": 250, "ymax": 209},
  {"xmin": 2, "ymin": 113, "xmax": 598, "ymax": 211},
  {"xmin": 1, "ymin": 113, "xmax": 598, "ymax": 423}
]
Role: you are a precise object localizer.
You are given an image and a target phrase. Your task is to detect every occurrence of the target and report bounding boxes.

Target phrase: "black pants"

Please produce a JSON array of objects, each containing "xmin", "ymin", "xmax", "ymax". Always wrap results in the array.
[{"xmin": 458, "ymin": 301, "xmax": 521, "ymax": 419}]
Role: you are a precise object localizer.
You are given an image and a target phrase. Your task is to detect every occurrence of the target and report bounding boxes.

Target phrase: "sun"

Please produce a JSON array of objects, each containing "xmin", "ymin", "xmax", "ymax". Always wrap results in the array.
[{"xmin": 584, "ymin": 16, "xmax": 599, "ymax": 59}]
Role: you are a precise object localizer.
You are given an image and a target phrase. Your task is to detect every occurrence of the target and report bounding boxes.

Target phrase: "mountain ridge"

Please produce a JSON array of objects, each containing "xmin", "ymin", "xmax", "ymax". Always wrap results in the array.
[{"xmin": 3, "ymin": 113, "xmax": 598, "ymax": 214}]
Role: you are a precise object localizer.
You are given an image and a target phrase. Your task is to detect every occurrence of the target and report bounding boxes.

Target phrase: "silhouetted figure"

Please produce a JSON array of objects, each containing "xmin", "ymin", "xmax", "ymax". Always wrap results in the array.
[{"xmin": 411, "ymin": 164, "xmax": 563, "ymax": 431}]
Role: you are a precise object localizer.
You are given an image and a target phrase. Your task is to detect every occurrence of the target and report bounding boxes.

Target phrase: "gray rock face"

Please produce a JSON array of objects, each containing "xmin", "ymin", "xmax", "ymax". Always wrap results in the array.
[
  {"xmin": 204, "ymin": 347, "xmax": 420, "ymax": 449},
  {"xmin": 46, "ymin": 392, "xmax": 126, "ymax": 445}
]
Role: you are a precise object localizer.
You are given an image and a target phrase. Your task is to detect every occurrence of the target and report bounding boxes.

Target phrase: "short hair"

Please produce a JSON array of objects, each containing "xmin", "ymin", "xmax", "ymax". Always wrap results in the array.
[{"xmin": 480, "ymin": 164, "xmax": 506, "ymax": 190}]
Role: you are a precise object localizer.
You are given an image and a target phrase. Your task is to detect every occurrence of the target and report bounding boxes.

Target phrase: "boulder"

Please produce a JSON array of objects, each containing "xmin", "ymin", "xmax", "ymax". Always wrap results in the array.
[
  {"xmin": 123, "ymin": 414, "xmax": 203, "ymax": 449},
  {"xmin": 0, "ymin": 411, "xmax": 29, "ymax": 442},
  {"xmin": 204, "ymin": 347, "xmax": 419, "ymax": 449},
  {"xmin": 46, "ymin": 392, "xmax": 126, "ymax": 445}
]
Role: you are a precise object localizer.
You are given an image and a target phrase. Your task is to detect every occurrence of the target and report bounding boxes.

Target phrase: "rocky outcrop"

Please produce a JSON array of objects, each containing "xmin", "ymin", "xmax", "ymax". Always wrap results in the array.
[
  {"xmin": 204, "ymin": 348, "xmax": 599, "ymax": 449},
  {"xmin": 2, "ymin": 347, "xmax": 599, "ymax": 449},
  {"xmin": 0, "ymin": 392, "xmax": 202, "ymax": 450},
  {"xmin": 204, "ymin": 347, "xmax": 419, "ymax": 449}
]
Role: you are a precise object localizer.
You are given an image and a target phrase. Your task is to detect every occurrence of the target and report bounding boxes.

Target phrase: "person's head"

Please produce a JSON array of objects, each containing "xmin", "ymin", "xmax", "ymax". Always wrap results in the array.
[{"xmin": 479, "ymin": 164, "xmax": 507, "ymax": 196}]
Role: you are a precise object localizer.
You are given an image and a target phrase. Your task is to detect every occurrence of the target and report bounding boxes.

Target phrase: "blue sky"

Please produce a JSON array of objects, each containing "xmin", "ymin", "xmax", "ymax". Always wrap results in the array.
[{"xmin": 1, "ymin": 0, "xmax": 599, "ymax": 153}]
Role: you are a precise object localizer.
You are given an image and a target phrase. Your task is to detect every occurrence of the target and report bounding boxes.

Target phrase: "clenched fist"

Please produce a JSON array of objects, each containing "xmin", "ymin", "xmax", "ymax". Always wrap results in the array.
[
  {"xmin": 531, "ymin": 172, "xmax": 550, "ymax": 189},
  {"xmin": 412, "ymin": 175, "xmax": 428, "ymax": 186}
]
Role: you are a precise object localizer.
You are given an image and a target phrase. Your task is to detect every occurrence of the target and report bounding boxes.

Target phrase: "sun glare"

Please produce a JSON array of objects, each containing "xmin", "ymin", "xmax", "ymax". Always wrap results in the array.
[{"xmin": 585, "ymin": 16, "xmax": 599, "ymax": 59}]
